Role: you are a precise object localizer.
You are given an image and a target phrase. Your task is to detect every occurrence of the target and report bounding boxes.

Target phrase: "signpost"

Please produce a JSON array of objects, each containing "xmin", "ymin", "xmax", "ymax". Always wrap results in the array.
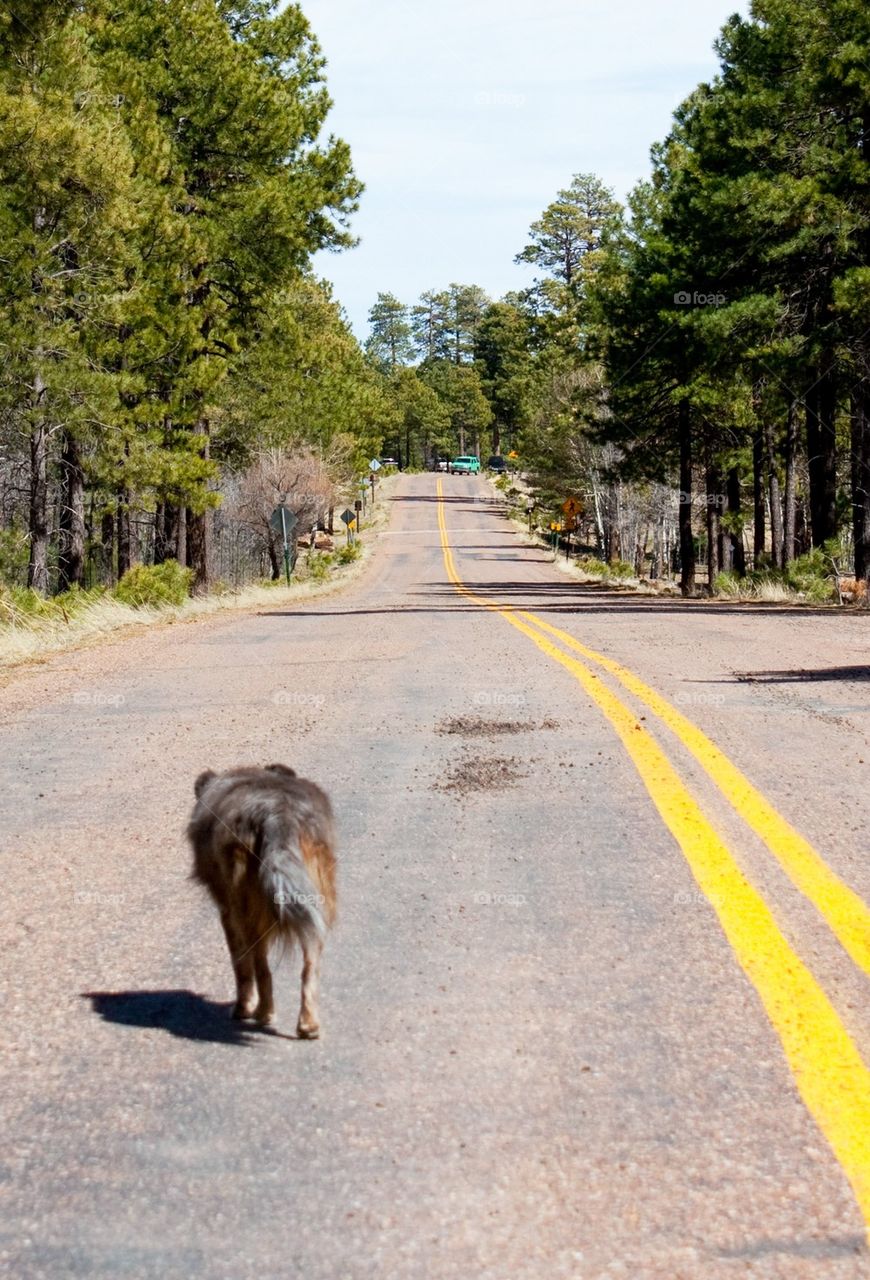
[
  {"xmin": 270, "ymin": 505, "xmax": 298, "ymax": 585},
  {"xmin": 340, "ymin": 507, "xmax": 356, "ymax": 546},
  {"xmin": 560, "ymin": 499, "xmax": 582, "ymax": 561}
]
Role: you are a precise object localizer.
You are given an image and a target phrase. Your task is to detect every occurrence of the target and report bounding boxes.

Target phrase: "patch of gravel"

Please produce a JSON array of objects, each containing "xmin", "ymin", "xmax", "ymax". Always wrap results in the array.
[
  {"xmin": 433, "ymin": 754, "xmax": 530, "ymax": 795},
  {"xmin": 436, "ymin": 715, "xmax": 558, "ymax": 738}
]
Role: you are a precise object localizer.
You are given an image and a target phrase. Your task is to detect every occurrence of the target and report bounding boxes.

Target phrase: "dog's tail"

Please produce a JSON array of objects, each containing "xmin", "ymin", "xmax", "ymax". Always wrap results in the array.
[{"xmin": 258, "ymin": 840, "xmax": 327, "ymax": 945}]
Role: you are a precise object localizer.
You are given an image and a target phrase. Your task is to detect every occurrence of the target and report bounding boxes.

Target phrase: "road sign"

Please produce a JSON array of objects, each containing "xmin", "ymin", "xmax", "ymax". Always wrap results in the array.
[
  {"xmin": 369, "ymin": 459, "xmax": 381, "ymax": 472},
  {"xmin": 270, "ymin": 505, "xmax": 298, "ymax": 535},
  {"xmin": 562, "ymin": 497, "xmax": 582, "ymax": 518},
  {"xmin": 270, "ymin": 506, "xmax": 298, "ymax": 586},
  {"xmin": 340, "ymin": 509, "xmax": 355, "ymax": 525}
]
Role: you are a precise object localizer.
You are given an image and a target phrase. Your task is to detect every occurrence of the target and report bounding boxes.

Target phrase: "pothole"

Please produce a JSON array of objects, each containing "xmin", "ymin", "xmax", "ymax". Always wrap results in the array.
[
  {"xmin": 433, "ymin": 754, "xmax": 530, "ymax": 795},
  {"xmin": 436, "ymin": 715, "xmax": 558, "ymax": 738}
]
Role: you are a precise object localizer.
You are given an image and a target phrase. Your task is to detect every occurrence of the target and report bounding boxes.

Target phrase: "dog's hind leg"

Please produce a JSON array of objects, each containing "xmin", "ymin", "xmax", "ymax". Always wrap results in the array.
[
  {"xmin": 297, "ymin": 936, "xmax": 323, "ymax": 1040},
  {"xmin": 220, "ymin": 910, "xmax": 257, "ymax": 1020},
  {"xmin": 252, "ymin": 935, "xmax": 275, "ymax": 1026}
]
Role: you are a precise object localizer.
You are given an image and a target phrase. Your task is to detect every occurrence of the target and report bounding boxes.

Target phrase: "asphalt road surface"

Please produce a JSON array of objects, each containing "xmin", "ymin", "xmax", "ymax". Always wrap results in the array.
[{"xmin": 3, "ymin": 474, "xmax": 870, "ymax": 1279}]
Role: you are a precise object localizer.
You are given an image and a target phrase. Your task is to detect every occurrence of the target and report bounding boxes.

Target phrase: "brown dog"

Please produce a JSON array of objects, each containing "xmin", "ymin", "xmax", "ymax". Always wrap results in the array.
[{"xmin": 187, "ymin": 764, "xmax": 337, "ymax": 1038}]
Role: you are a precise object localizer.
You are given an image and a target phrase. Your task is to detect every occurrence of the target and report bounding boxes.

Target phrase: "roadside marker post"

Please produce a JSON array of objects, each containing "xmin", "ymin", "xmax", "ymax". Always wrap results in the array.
[
  {"xmin": 270, "ymin": 504, "xmax": 298, "ymax": 586},
  {"xmin": 354, "ymin": 497, "xmax": 363, "ymax": 529}
]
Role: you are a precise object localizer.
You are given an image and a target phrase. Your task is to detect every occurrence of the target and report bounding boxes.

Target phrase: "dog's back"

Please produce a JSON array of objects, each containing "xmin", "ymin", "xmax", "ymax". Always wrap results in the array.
[
  {"xmin": 188, "ymin": 763, "xmax": 337, "ymax": 941},
  {"xmin": 187, "ymin": 764, "xmax": 337, "ymax": 1036}
]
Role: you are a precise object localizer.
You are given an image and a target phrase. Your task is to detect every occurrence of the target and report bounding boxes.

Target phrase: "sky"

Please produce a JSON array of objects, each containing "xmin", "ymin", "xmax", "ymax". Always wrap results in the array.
[{"xmin": 305, "ymin": 0, "xmax": 749, "ymax": 339}]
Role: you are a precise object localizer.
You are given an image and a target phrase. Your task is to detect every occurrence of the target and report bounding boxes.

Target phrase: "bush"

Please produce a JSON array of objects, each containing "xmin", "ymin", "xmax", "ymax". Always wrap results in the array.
[
  {"xmin": 336, "ymin": 541, "xmax": 362, "ymax": 565},
  {"xmin": 712, "ymin": 549, "xmax": 838, "ymax": 602},
  {"xmin": 114, "ymin": 560, "xmax": 192, "ymax": 608},
  {"xmin": 608, "ymin": 559, "xmax": 635, "ymax": 580},
  {"xmin": 713, "ymin": 570, "xmax": 742, "ymax": 596},
  {"xmin": 307, "ymin": 553, "xmax": 334, "ymax": 582},
  {"xmin": 786, "ymin": 548, "xmax": 837, "ymax": 602},
  {"xmin": 0, "ymin": 583, "xmax": 106, "ymax": 625},
  {"xmin": 577, "ymin": 556, "xmax": 609, "ymax": 577}
]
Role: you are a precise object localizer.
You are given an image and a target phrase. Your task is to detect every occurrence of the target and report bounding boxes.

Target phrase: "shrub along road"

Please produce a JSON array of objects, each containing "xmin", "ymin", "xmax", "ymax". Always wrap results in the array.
[{"xmin": 2, "ymin": 474, "xmax": 869, "ymax": 1278}]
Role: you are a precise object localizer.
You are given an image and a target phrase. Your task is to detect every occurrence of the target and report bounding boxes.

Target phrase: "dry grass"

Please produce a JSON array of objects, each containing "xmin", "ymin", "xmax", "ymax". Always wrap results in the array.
[
  {"xmin": 0, "ymin": 577, "xmax": 341, "ymax": 669},
  {"xmin": 754, "ymin": 580, "xmax": 797, "ymax": 603}
]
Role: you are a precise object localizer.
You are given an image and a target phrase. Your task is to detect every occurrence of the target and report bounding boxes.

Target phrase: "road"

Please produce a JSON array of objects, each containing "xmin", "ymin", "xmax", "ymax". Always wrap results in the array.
[{"xmin": 2, "ymin": 473, "xmax": 870, "ymax": 1279}]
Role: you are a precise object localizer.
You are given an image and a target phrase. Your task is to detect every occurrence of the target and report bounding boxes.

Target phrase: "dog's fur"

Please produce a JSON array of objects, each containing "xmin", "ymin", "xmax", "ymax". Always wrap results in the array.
[{"xmin": 187, "ymin": 764, "xmax": 337, "ymax": 1038}]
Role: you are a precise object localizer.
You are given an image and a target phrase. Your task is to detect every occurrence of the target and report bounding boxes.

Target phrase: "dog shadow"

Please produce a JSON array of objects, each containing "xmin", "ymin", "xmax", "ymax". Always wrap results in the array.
[{"xmin": 83, "ymin": 989, "xmax": 298, "ymax": 1044}]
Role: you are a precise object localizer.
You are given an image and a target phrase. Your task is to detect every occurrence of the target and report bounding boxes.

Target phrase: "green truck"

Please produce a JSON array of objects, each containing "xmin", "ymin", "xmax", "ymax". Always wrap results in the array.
[{"xmin": 450, "ymin": 456, "xmax": 481, "ymax": 475}]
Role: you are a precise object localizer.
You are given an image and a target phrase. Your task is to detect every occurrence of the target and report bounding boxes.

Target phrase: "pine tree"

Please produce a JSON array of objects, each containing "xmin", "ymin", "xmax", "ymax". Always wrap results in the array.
[{"xmin": 365, "ymin": 293, "xmax": 414, "ymax": 371}]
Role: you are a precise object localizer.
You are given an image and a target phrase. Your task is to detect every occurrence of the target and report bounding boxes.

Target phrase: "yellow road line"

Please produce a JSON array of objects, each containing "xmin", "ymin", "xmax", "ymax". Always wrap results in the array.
[
  {"xmin": 515, "ymin": 610, "xmax": 870, "ymax": 980},
  {"xmin": 436, "ymin": 479, "xmax": 870, "ymax": 1232}
]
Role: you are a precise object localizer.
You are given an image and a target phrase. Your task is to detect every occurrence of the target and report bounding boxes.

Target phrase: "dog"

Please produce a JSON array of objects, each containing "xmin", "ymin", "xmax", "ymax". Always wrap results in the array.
[{"xmin": 187, "ymin": 764, "xmax": 337, "ymax": 1039}]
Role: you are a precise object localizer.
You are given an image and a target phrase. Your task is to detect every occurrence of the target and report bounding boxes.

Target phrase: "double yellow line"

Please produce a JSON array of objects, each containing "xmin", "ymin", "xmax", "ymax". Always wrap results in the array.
[{"xmin": 436, "ymin": 479, "xmax": 870, "ymax": 1232}]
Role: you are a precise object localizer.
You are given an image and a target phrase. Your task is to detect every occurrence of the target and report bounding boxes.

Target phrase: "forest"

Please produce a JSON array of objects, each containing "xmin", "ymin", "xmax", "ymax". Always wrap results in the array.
[{"xmin": 3, "ymin": 0, "xmax": 870, "ymax": 602}]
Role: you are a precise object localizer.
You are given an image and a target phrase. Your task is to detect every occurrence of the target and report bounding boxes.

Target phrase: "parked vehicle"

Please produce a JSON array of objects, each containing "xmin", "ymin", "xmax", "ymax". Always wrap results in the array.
[
  {"xmin": 450, "ymin": 456, "xmax": 481, "ymax": 475},
  {"xmin": 486, "ymin": 455, "xmax": 508, "ymax": 474}
]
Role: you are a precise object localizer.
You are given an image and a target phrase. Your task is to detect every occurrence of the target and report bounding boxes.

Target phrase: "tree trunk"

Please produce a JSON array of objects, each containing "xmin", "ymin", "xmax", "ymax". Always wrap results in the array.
[
  {"xmin": 764, "ymin": 419, "xmax": 783, "ymax": 570},
  {"xmin": 650, "ymin": 526, "xmax": 662, "ymax": 580},
  {"xmin": 752, "ymin": 425, "xmax": 765, "ymax": 565},
  {"xmin": 176, "ymin": 506, "xmax": 187, "ymax": 565},
  {"xmin": 117, "ymin": 491, "xmax": 132, "ymax": 578},
  {"xmin": 795, "ymin": 499, "xmax": 810, "ymax": 557},
  {"xmin": 783, "ymin": 400, "xmax": 798, "ymax": 567},
  {"xmin": 188, "ymin": 507, "xmax": 210, "ymax": 594},
  {"xmin": 851, "ymin": 384, "xmax": 870, "ymax": 580},
  {"xmin": 28, "ymin": 204, "xmax": 50, "ymax": 593},
  {"xmin": 267, "ymin": 533, "xmax": 280, "ymax": 581},
  {"xmin": 805, "ymin": 362, "xmax": 838, "ymax": 547},
  {"xmin": 27, "ymin": 370, "xmax": 50, "ymax": 593},
  {"xmin": 606, "ymin": 522, "xmax": 620, "ymax": 563},
  {"xmin": 726, "ymin": 466, "xmax": 746, "ymax": 576},
  {"xmin": 636, "ymin": 524, "xmax": 649, "ymax": 577},
  {"xmin": 591, "ymin": 475, "xmax": 606, "ymax": 557},
  {"xmin": 187, "ymin": 421, "xmax": 211, "ymax": 594},
  {"xmin": 678, "ymin": 401, "xmax": 695, "ymax": 596},
  {"xmin": 606, "ymin": 485, "xmax": 621, "ymax": 562},
  {"xmin": 154, "ymin": 502, "xmax": 180, "ymax": 565},
  {"xmin": 100, "ymin": 511, "xmax": 115, "ymax": 585},
  {"xmin": 57, "ymin": 429, "xmax": 85, "ymax": 592},
  {"xmin": 706, "ymin": 460, "xmax": 721, "ymax": 590}
]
